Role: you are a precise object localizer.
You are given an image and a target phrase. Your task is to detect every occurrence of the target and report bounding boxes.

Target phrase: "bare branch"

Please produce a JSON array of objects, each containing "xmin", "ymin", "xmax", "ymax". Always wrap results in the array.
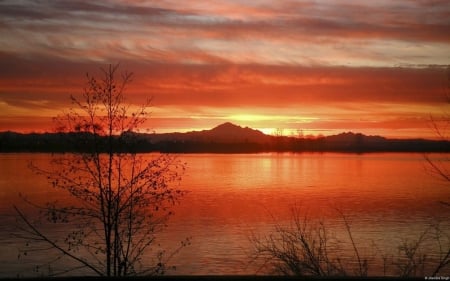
[
  {"xmin": 14, "ymin": 64, "xmax": 188, "ymax": 277},
  {"xmin": 14, "ymin": 205, "xmax": 104, "ymax": 276}
]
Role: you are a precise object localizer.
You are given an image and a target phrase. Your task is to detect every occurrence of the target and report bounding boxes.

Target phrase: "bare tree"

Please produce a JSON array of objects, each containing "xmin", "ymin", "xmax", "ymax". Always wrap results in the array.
[
  {"xmin": 422, "ymin": 66, "xmax": 450, "ymax": 275},
  {"xmin": 425, "ymin": 65, "xmax": 450, "ymax": 206},
  {"xmin": 14, "ymin": 64, "xmax": 187, "ymax": 277}
]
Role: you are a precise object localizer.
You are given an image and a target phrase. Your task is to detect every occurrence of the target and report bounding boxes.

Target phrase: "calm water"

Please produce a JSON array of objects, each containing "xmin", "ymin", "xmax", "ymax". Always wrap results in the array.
[{"xmin": 0, "ymin": 153, "xmax": 449, "ymax": 277}]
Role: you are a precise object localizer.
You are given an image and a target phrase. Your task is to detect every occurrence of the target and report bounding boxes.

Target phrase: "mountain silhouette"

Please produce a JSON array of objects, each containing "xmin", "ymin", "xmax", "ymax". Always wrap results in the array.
[
  {"xmin": 210, "ymin": 122, "xmax": 248, "ymax": 133},
  {"xmin": 1, "ymin": 123, "xmax": 449, "ymax": 153},
  {"xmin": 326, "ymin": 132, "xmax": 386, "ymax": 144},
  {"xmin": 147, "ymin": 122, "xmax": 270, "ymax": 144},
  {"xmin": 202, "ymin": 122, "xmax": 268, "ymax": 142}
]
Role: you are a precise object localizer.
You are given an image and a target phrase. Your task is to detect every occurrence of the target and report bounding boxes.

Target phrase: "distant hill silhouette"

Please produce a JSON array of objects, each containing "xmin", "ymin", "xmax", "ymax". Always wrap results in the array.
[
  {"xmin": 207, "ymin": 122, "xmax": 268, "ymax": 142},
  {"xmin": 145, "ymin": 122, "xmax": 270, "ymax": 144},
  {"xmin": 1, "ymin": 122, "xmax": 449, "ymax": 153}
]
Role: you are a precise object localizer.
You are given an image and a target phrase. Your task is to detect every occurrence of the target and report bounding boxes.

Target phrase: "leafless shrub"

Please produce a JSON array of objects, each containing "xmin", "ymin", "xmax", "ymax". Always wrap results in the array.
[{"xmin": 250, "ymin": 207, "xmax": 449, "ymax": 277}]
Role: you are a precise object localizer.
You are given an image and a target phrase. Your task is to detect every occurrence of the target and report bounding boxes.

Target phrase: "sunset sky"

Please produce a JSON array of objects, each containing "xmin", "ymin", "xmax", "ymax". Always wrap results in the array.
[{"xmin": 0, "ymin": 0, "xmax": 449, "ymax": 138}]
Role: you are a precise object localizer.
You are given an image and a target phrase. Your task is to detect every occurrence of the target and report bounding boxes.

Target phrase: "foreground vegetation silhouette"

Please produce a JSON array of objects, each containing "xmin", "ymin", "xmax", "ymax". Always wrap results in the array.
[
  {"xmin": 425, "ymin": 65, "xmax": 450, "ymax": 207},
  {"xmin": 14, "ymin": 65, "xmax": 187, "ymax": 276},
  {"xmin": 250, "ymin": 207, "xmax": 450, "ymax": 277}
]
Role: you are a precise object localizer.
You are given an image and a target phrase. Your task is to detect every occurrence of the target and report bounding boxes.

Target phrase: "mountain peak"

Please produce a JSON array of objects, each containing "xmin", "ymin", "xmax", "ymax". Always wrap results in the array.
[
  {"xmin": 205, "ymin": 122, "xmax": 267, "ymax": 142},
  {"xmin": 211, "ymin": 122, "xmax": 241, "ymax": 131}
]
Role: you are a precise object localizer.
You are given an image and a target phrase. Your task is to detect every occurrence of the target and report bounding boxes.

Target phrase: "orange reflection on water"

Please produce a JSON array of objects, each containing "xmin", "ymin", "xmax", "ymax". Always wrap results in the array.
[
  {"xmin": 162, "ymin": 153, "xmax": 450, "ymax": 275},
  {"xmin": 170, "ymin": 153, "xmax": 448, "ymax": 224},
  {"xmin": 1, "ymin": 153, "xmax": 449, "ymax": 275}
]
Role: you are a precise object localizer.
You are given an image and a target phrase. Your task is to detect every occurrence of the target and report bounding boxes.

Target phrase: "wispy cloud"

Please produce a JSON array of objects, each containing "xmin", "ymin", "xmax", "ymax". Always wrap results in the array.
[
  {"xmin": 0, "ymin": 0, "xmax": 448, "ymax": 137},
  {"xmin": 1, "ymin": 54, "xmax": 446, "ymax": 114},
  {"xmin": 1, "ymin": 0, "xmax": 448, "ymax": 65}
]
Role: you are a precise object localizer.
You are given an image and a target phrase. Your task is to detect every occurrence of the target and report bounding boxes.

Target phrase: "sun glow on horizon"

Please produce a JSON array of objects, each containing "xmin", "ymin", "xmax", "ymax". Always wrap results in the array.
[
  {"xmin": 0, "ymin": 1, "xmax": 448, "ymax": 139},
  {"xmin": 228, "ymin": 114, "xmax": 319, "ymax": 123}
]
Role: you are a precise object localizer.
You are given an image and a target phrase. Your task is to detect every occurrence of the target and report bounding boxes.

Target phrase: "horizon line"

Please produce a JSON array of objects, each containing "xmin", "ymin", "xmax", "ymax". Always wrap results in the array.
[{"xmin": 0, "ymin": 121, "xmax": 446, "ymax": 142}]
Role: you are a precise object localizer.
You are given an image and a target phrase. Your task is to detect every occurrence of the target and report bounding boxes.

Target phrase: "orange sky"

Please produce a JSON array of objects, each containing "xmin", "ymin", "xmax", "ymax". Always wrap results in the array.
[{"xmin": 0, "ymin": 0, "xmax": 449, "ymax": 139}]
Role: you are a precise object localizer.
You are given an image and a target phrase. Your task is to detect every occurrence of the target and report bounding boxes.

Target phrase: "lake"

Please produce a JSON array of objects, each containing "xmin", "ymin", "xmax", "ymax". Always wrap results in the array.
[{"xmin": 0, "ymin": 153, "xmax": 449, "ymax": 277}]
